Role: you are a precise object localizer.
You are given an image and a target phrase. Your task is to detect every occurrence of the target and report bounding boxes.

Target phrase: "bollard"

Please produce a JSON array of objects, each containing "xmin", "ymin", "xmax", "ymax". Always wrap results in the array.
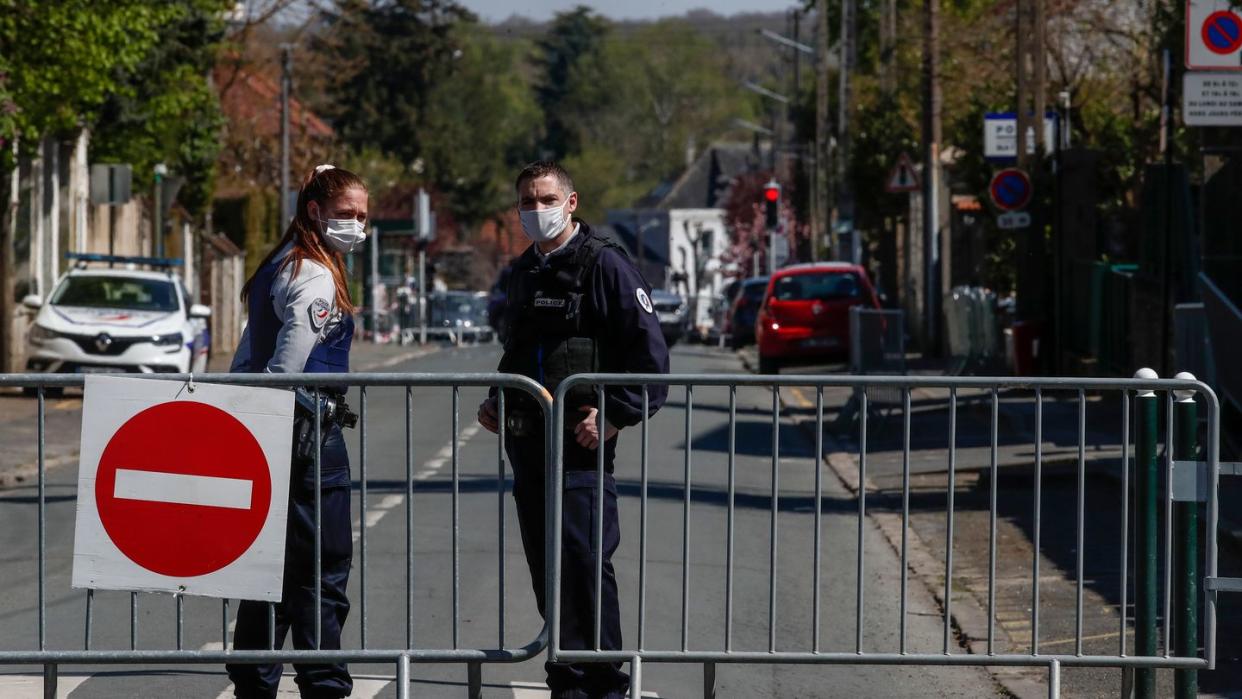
[
  {"xmin": 1173, "ymin": 372, "xmax": 1199, "ymax": 698},
  {"xmin": 1133, "ymin": 368, "xmax": 1159, "ymax": 699}
]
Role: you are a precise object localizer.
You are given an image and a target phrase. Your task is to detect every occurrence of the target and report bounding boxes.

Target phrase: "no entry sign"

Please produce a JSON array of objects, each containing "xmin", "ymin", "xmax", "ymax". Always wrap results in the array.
[
  {"xmin": 72, "ymin": 375, "xmax": 293, "ymax": 601},
  {"xmin": 989, "ymin": 168, "xmax": 1033, "ymax": 212},
  {"xmin": 1188, "ymin": 1, "xmax": 1242, "ymax": 69}
]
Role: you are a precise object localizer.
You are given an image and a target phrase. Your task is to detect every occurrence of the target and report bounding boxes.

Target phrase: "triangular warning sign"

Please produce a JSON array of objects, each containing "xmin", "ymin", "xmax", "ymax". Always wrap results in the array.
[{"xmin": 885, "ymin": 152, "xmax": 921, "ymax": 193}]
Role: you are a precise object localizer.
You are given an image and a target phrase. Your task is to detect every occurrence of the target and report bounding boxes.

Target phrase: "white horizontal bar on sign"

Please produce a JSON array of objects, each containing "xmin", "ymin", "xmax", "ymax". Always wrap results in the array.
[{"xmin": 113, "ymin": 469, "xmax": 253, "ymax": 510}]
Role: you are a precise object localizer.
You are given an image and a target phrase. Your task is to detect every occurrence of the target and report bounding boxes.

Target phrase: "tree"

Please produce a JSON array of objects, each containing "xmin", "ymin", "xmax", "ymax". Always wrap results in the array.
[
  {"xmin": 532, "ymin": 6, "xmax": 610, "ymax": 160},
  {"xmin": 90, "ymin": 0, "xmax": 231, "ymax": 217}
]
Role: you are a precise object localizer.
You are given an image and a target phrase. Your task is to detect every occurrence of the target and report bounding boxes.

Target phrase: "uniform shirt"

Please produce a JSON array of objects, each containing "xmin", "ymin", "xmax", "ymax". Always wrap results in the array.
[
  {"xmin": 508, "ymin": 222, "xmax": 670, "ymax": 428},
  {"xmin": 229, "ymin": 245, "xmax": 343, "ymax": 373}
]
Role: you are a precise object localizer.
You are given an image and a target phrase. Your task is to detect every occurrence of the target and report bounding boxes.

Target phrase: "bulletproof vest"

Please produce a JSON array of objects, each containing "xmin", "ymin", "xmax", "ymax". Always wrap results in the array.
[
  {"xmin": 501, "ymin": 228, "xmax": 620, "ymax": 414},
  {"xmin": 244, "ymin": 256, "xmax": 354, "ymax": 374}
]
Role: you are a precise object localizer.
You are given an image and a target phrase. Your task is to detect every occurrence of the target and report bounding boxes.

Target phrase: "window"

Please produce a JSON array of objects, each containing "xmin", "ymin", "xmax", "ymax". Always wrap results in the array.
[
  {"xmin": 50, "ymin": 276, "xmax": 180, "ymax": 312},
  {"xmin": 773, "ymin": 272, "xmax": 862, "ymax": 302}
]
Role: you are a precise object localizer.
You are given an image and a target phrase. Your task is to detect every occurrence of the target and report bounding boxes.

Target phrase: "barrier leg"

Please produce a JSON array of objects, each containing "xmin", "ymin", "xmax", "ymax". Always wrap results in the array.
[
  {"xmin": 1047, "ymin": 659, "xmax": 1060, "ymax": 699},
  {"xmin": 630, "ymin": 656, "xmax": 642, "ymax": 699},
  {"xmin": 1134, "ymin": 377, "xmax": 1158, "ymax": 699},
  {"xmin": 396, "ymin": 654, "xmax": 409, "ymax": 699},
  {"xmin": 467, "ymin": 661, "xmax": 482, "ymax": 699},
  {"xmin": 1174, "ymin": 383, "xmax": 1199, "ymax": 698},
  {"xmin": 42, "ymin": 663, "xmax": 56, "ymax": 699},
  {"xmin": 703, "ymin": 660, "xmax": 716, "ymax": 699}
]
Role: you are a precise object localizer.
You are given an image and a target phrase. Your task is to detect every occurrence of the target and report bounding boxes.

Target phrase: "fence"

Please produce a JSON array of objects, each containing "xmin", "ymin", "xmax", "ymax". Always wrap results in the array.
[
  {"xmin": 0, "ymin": 371, "xmax": 554, "ymax": 699},
  {"xmin": 0, "ymin": 370, "xmax": 1232, "ymax": 698},
  {"xmin": 551, "ymin": 372, "xmax": 1223, "ymax": 699},
  {"xmin": 943, "ymin": 286, "xmax": 1003, "ymax": 374}
]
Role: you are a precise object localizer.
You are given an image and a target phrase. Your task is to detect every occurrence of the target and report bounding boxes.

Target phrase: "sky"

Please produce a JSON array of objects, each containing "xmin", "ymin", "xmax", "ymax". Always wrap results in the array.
[{"xmin": 457, "ymin": 0, "xmax": 798, "ymax": 23}]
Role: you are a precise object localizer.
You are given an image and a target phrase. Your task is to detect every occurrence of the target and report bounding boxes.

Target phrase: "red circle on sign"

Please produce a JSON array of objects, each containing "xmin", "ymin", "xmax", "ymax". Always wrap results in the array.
[
  {"xmin": 1203, "ymin": 11, "xmax": 1242, "ymax": 55},
  {"xmin": 95, "ymin": 402, "xmax": 272, "ymax": 577},
  {"xmin": 989, "ymin": 168, "xmax": 1033, "ymax": 212}
]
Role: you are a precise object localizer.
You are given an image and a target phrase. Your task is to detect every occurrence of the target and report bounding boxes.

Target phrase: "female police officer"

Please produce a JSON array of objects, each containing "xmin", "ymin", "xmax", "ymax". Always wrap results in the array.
[{"xmin": 227, "ymin": 165, "xmax": 367, "ymax": 699}]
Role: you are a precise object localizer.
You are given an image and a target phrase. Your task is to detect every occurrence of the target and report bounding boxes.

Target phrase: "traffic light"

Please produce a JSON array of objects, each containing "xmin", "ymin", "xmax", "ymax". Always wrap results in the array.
[{"xmin": 763, "ymin": 180, "xmax": 781, "ymax": 229}]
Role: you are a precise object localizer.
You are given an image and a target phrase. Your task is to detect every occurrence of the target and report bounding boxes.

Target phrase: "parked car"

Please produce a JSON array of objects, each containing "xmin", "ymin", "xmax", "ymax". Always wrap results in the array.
[
  {"xmin": 728, "ymin": 276, "xmax": 769, "ymax": 349},
  {"xmin": 755, "ymin": 263, "xmax": 880, "ymax": 374},
  {"xmin": 22, "ymin": 254, "xmax": 211, "ymax": 392},
  {"xmin": 650, "ymin": 289, "xmax": 688, "ymax": 347},
  {"xmin": 429, "ymin": 290, "xmax": 493, "ymax": 343}
]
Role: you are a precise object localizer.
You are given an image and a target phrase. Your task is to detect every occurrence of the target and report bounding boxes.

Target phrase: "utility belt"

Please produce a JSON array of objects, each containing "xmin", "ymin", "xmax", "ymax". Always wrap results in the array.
[
  {"xmin": 293, "ymin": 387, "xmax": 357, "ymax": 463},
  {"xmin": 503, "ymin": 393, "xmax": 594, "ymax": 440}
]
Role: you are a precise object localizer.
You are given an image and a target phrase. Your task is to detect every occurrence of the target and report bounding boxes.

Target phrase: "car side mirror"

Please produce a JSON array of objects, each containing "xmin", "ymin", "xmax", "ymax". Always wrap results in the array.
[
  {"xmin": 21, "ymin": 294, "xmax": 42, "ymax": 311},
  {"xmin": 189, "ymin": 303, "xmax": 212, "ymax": 319}
]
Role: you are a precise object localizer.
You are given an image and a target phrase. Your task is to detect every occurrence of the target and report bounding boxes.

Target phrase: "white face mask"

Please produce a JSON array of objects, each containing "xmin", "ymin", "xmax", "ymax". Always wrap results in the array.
[
  {"xmin": 320, "ymin": 217, "xmax": 367, "ymax": 254},
  {"xmin": 518, "ymin": 200, "xmax": 569, "ymax": 243}
]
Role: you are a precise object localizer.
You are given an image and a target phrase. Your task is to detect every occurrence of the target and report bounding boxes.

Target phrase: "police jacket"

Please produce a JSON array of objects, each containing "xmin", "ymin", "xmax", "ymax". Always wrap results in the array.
[
  {"xmin": 499, "ymin": 221, "xmax": 669, "ymax": 430},
  {"xmin": 229, "ymin": 244, "xmax": 354, "ymax": 375}
]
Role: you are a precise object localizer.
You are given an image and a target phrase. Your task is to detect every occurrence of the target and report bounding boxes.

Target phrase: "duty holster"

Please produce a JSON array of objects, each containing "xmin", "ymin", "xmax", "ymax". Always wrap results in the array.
[{"xmin": 292, "ymin": 387, "xmax": 357, "ymax": 464}]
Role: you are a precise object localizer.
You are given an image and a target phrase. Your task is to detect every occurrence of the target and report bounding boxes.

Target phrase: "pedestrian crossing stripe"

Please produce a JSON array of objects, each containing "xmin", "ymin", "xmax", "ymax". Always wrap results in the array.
[{"xmin": 884, "ymin": 152, "xmax": 921, "ymax": 193}]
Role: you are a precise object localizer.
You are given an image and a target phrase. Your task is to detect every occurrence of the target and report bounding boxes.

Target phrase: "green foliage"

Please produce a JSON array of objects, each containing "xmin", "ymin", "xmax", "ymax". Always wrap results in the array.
[
  {"xmin": 90, "ymin": 0, "xmax": 230, "ymax": 216},
  {"xmin": 0, "ymin": 0, "xmax": 169, "ymax": 141},
  {"xmin": 533, "ymin": 6, "xmax": 610, "ymax": 160}
]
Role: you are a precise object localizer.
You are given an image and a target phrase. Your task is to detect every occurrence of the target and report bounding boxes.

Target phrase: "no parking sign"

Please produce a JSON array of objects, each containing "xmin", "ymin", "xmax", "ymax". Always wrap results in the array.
[
  {"xmin": 1188, "ymin": 0, "xmax": 1242, "ymax": 70},
  {"xmin": 71, "ymin": 375, "xmax": 294, "ymax": 601}
]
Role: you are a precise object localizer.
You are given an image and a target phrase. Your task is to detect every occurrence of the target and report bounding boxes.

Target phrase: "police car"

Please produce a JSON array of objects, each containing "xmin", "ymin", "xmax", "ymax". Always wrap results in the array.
[{"xmin": 22, "ymin": 254, "xmax": 211, "ymax": 381}]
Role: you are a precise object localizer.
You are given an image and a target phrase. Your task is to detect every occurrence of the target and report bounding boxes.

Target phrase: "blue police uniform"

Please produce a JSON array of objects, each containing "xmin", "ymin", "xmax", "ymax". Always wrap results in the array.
[
  {"xmin": 227, "ymin": 247, "xmax": 354, "ymax": 699},
  {"xmin": 498, "ymin": 221, "xmax": 669, "ymax": 699}
]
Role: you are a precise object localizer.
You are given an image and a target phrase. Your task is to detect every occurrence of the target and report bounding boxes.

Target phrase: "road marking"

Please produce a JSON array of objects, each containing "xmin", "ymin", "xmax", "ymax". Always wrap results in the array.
[
  {"xmin": 1035, "ymin": 629, "xmax": 1133, "ymax": 648},
  {"xmin": 0, "ymin": 673, "xmax": 91, "ymax": 698},
  {"xmin": 351, "ymin": 424, "xmax": 483, "ymax": 543},
  {"xmin": 213, "ymin": 673, "xmax": 391, "ymax": 699},
  {"xmin": 113, "ymin": 469, "xmax": 253, "ymax": 509},
  {"xmin": 788, "ymin": 386, "xmax": 814, "ymax": 408},
  {"xmin": 357, "ymin": 346, "xmax": 440, "ymax": 370}
]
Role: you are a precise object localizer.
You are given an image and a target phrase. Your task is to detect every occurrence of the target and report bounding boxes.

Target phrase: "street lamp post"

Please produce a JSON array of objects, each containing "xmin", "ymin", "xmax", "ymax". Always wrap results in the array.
[{"xmin": 154, "ymin": 163, "xmax": 167, "ymax": 258}]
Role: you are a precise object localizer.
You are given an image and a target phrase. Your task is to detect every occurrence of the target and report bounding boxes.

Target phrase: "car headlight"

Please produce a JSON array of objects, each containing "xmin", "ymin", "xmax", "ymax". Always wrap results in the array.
[
  {"xmin": 29, "ymin": 324, "xmax": 59, "ymax": 343},
  {"xmin": 152, "ymin": 332, "xmax": 183, "ymax": 347}
]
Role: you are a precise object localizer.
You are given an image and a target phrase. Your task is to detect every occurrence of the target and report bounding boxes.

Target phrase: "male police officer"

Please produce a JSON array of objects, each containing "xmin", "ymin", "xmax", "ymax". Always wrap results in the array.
[{"xmin": 478, "ymin": 161, "xmax": 669, "ymax": 698}]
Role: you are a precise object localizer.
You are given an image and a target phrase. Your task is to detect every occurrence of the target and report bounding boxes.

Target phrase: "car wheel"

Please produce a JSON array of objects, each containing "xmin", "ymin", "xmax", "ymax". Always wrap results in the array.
[{"xmin": 758, "ymin": 355, "xmax": 780, "ymax": 375}]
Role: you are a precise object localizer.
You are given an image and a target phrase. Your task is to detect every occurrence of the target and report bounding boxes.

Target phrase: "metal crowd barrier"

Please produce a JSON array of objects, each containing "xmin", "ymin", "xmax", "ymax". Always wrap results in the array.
[
  {"xmin": 551, "ymin": 373, "xmax": 1222, "ymax": 699},
  {"xmin": 0, "ymin": 372, "xmax": 554, "ymax": 699}
]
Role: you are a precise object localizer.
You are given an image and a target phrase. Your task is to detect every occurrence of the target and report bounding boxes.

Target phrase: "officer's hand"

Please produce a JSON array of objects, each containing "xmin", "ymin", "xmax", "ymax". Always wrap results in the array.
[
  {"xmin": 478, "ymin": 396, "xmax": 500, "ymax": 434},
  {"xmin": 575, "ymin": 406, "xmax": 618, "ymax": 450}
]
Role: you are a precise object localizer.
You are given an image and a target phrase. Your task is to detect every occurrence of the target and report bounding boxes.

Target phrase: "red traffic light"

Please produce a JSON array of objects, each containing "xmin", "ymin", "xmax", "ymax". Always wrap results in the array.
[{"xmin": 763, "ymin": 185, "xmax": 780, "ymax": 202}]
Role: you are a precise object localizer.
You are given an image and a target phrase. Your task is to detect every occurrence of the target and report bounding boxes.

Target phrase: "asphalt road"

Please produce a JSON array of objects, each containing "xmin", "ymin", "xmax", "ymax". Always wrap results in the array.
[{"xmin": 0, "ymin": 343, "xmax": 999, "ymax": 698}]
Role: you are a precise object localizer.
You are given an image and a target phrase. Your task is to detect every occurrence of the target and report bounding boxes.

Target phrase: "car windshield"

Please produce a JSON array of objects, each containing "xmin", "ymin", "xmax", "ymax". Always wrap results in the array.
[
  {"xmin": 432, "ymin": 293, "xmax": 488, "ymax": 324},
  {"xmin": 743, "ymin": 282, "xmax": 768, "ymax": 301},
  {"xmin": 773, "ymin": 272, "xmax": 862, "ymax": 302},
  {"xmin": 50, "ymin": 276, "xmax": 179, "ymax": 312}
]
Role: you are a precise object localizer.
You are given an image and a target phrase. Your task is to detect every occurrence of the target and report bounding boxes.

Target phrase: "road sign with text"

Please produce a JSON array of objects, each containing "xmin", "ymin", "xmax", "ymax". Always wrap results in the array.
[
  {"xmin": 71, "ymin": 376, "xmax": 294, "ymax": 601},
  {"xmin": 1184, "ymin": 72, "xmax": 1242, "ymax": 125}
]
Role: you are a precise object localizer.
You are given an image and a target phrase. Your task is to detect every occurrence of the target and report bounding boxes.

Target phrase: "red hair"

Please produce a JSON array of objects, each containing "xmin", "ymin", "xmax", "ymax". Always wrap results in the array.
[{"xmin": 241, "ymin": 166, "xmax": 366, "ymax": 313}]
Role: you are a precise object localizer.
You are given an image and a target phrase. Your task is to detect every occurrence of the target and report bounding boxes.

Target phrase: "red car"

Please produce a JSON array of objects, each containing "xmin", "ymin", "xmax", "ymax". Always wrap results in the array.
[{"xmin": 755, "ymin": 263, "xmax": 881, "ymax": 374}]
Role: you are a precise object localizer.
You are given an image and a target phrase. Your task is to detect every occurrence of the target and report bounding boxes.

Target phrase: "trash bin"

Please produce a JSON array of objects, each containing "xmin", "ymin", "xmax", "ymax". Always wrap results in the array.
[{"xmin": 1007, "ymin": 320, "xmax": 1042, "ymax": 376}]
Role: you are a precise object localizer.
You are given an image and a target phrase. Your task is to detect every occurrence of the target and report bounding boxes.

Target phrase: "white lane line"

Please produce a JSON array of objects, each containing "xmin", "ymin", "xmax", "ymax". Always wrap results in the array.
[
  {"xmin": 350, "ymin": 424, "xmax": 482, "ymax": 543},
  {"xmin": 510, "ymin": 684, "xmax": 660, "ymax": 698},
  {"xmin": 114, "ymin": 469, "xmax": 253, "ymax": 509},
  {"xmin": 213, "ymin": 674, "xmax": 390, "ymax": 699},
  {"xmin": 0, "ymin": 673, "xmax": 91, "ymax": 698}
]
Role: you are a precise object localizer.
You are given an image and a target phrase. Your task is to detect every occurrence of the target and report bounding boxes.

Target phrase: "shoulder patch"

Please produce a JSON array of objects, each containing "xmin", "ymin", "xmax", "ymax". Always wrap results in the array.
[
  {"xmin": 636, "ymin": 288, "xmax": 654, "ymax": 314},
  {"xmin": 308, "ymin": 297, "xmax": 331, "ymax": 331}
]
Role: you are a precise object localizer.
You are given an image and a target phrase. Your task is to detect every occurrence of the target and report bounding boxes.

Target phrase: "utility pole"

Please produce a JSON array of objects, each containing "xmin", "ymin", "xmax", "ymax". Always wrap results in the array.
[
  {"xmin": 279, "ymin": 44, "xmax": 292, "ymax": 229},
  {"xmin": 922, "ymin": 0, "xmax": 942, "ymax": 352},
  {"xmin": 814, "ymin": 0, "xmax": 833, "ymax": 261},
  {"xmin": 1014, "ymin": 0, "xmax": 1047, "ymax": 328},
  {"xmin": 154, "ymin": 163, "xmax": 167, "ymax": 258},
  {"xmin": 837, "ymin": 0, "xmax": 857, "ymax": 262}
]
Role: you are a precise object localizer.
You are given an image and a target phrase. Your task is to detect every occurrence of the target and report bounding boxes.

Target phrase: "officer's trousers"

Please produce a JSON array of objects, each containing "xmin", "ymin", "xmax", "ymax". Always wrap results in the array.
[
  {"xmin": 508, "ymin": 433, "xmax": 628, "ymax": 699},
  {"xmin": 229, "ymin": 426, "xmax": 353, "ymax": 699}
]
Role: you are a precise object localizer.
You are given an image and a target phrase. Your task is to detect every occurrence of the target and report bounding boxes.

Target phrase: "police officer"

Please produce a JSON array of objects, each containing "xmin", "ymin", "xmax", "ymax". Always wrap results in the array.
[
  {"xmin": 477, "ymin": 161, "xmax": 669, "ymax": 699},
  {"xmin": 227, "ymin": 165, "xmax": 367, "ymax": 699}
]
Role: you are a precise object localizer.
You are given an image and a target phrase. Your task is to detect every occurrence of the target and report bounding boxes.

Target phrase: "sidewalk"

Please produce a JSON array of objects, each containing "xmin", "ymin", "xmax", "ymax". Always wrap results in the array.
[{"xmin": 0, "ymin": 340, "xmax": 442, "ymax": 489}]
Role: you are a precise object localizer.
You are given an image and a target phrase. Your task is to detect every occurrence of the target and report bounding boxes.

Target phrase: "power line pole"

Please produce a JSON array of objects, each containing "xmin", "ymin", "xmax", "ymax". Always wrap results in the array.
[
  {"xmin": 922, "ymin": 0, "xmax": 942, "ymax": 352},
  {"xmin": 814, "ymin": 0, "xmax": 833, "ymax": 262},
  {"xmin": 279, "ymin": 44, "xmax": 292, "ymax": 230},
  {"xmin": 837, "ymin": 0, "xmax": 857, "ymax": 262},
  {"xmin": 1014, "ymin": 0, "xmax": 1046, "ymax": 326}
]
